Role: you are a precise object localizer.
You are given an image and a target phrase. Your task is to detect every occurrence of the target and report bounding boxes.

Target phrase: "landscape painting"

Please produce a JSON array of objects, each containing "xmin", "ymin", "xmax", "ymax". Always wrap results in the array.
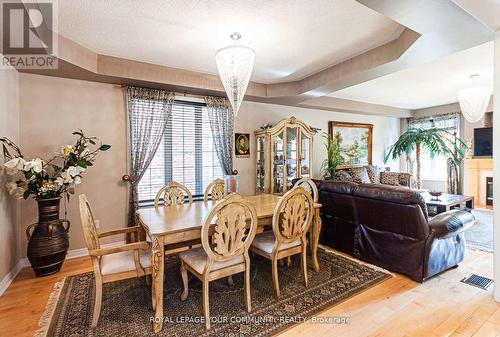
[{"xmin": 328, "ymin": 122, "xmax": 373, "ymax": 165}]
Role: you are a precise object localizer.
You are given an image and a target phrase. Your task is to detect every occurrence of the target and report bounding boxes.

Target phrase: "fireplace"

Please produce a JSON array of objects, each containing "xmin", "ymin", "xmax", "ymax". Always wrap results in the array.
[{"xmin": 486, "ymin": 177, "xmax": 493, "ymax": 206}]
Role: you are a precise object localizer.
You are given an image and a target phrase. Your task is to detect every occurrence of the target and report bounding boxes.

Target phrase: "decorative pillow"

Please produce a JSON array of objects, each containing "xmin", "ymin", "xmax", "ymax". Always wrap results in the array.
[
  {"xmin": 398, "ymin": 173, "xmax": 413, "ymax": 188},
  {"xmin": 333, "ymin": 170, "xmax": 354, "ymax": 182},
  {"xmin": 349, "ymin": 167, "xmax": 371, "ymax": 184},
  {"xmin": 366, "ymin": 165, "xmax": 381, "ymax": 184},
  {"xmin": 380, "ymin": 171, "xmax": 400, "ymax": 186}
]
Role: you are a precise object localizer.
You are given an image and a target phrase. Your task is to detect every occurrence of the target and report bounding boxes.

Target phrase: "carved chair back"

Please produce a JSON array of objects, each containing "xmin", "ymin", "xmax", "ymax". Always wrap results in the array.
[
  {"xmin": 154, "ymin": 181, "xmax": 193, "ymax": 207},
  {"xmin": 204, "ymin": 178, "xmax": 226, "ymax": 202},
  {"xmin": 201, "ymin": 194, "xmax": 258, "ymax": 269},
  {"xmin": 79, "ymin": 194, "xmax": 101, "ymax": 251},
  {"xmin": 295, "ymin": 177, "xmax": 318, "ymax": 202},
  {"xmin": 272, "ymin": 186, "xmax": 314, "ymax": 244}
]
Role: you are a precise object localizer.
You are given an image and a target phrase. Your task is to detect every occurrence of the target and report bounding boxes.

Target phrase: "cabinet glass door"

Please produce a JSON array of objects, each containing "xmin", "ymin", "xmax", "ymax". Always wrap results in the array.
[
  {"xmin": 300, "ymin": 132, "xmax": 311, "ymax": 177},
  {"xmin": 285, "ymin": 127, "xmax": 298, "ymax": 191},
  {"xmin": 272, "ymin": 132, "xmax": 284, "ymax": 194},
  {"xmin": 256, "ymin": 135, "xmax": 265, "ymax": 192}
]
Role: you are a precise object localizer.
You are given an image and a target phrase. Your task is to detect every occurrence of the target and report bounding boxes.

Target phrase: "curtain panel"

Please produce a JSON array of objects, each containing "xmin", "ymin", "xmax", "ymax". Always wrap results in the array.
[
  {"xmin": 126, "ymin": 86, "xmax": 175, "ymax": 227},
  {"xmin": 205, "ymin": 96, "xmax": 235, "ymax": 176}
]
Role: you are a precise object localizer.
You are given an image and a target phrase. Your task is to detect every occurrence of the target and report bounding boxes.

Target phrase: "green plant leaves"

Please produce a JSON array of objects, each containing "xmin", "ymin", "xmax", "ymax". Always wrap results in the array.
[{"xmin": 99, "ymin": 144, "xmax": 111, "ymax": 151}]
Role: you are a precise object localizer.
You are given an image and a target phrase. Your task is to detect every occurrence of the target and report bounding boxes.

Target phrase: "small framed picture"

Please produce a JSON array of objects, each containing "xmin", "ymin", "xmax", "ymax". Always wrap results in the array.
[{"xmin": 235, "ymin": 133, "xmax": 250, "ymax": 158}]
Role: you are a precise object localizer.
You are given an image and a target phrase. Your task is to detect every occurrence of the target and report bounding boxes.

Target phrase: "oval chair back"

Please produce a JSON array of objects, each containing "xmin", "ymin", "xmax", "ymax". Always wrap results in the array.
[
  {"xmin": 201, "ymin": 193, "xmax": 258, "ymax": 268},
  {"xmin": 295, "ymin": 177, "xmax": 318, "ymax": 202},
  {"xmin": 272, "ymin": 186, "xmax": 314, "ymax": 245},
  {"xmin": 79, "ymin": 194, "xmax": 101, "ymax": 251},
  {"xmin": 204, "ymin": 178, "xmax": 226, "ymax": 202},
  {"xmin": 154, "ymin": 181, "xmax": 193, "ymax": 207}
]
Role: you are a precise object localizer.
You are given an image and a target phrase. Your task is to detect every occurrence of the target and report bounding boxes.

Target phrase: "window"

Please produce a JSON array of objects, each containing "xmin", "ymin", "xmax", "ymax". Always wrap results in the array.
[
  {"xmin": 138, "ymin": 100, "xmax": 224, "ymax": 203},
  {"xmin": 408, "ymin": 113, "xmax": 459, "ymax": 181}
]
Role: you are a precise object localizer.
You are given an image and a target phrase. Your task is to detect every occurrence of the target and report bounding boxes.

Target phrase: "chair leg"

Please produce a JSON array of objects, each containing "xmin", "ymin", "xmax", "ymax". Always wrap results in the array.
[
  {"xmin": 301, "ymin": 250, "xmax": 308, "ymax": 288},
  {"xmin": 180, "ymin": 261, "xmax": 189, "ymax": 301},
  {"xmin": 227, "ymin": 275, "xmax": 234, "ymax": 286},
  {"xmin": 244, "ymin": 268, "xmax": 251, "ymax": 312},
  {"xmin": 92, "ymin": 278, "xmax": 103, "ymax": 328},
  {"xmin": 272, "ymin": 258, "xmax": 280, "ymax": 299},
  {"xmin": 202, "ymin": 279, "xmax": 210, "ymax": 330}
]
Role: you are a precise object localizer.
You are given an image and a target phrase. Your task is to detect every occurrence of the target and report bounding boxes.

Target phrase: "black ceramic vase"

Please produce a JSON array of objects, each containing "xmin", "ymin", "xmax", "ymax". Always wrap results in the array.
[{"xmin": 26, "ymin": 197, "xmax": 70, "ymax": 277}]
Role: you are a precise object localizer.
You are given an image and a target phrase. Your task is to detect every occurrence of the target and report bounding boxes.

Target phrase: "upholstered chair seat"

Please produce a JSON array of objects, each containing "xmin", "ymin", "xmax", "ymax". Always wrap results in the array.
[
  {"xmin": 179, "ymin": 247, "xmax": 244, "ymax": 274},
  {"xmin": 250, "ymin": 231, "xmax": 301, "ymax": 255},
  {"xmin": 100, "ymin": 250, "xmax": 151, "ymax": 276}
]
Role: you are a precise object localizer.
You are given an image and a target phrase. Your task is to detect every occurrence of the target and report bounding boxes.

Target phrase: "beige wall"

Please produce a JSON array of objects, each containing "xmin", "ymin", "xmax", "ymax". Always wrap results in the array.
[
  {"xmin": 18, "ymin": 73, "xmax": 400, "ymax": 253},
  {"xmin": 0, "ymin": 67, "xmax": 20, "ymax": 280},
  {"xmin": 19, "ymin": 73, "xmax": 128, "ymax": 257}
]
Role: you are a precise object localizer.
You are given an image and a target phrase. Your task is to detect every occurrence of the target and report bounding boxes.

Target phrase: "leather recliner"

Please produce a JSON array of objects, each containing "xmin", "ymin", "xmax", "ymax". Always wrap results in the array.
[{"xmin": 319, "ymin": 182, "xmax": 475, "ymax": 282}]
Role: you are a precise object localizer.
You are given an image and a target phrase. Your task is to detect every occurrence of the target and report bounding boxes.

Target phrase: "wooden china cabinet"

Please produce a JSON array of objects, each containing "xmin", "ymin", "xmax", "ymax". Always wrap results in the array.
[{"xmin": 255, "ymin": 116, "xmax": 317, "ymax": 195}]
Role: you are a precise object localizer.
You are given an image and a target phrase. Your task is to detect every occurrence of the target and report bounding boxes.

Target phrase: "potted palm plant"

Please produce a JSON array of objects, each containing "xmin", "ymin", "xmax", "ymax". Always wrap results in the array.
[
  {"xmin": 384, "ymin": 127, "xmax": 466, "ymax": 189},
  {"xmin": 321, "ymin": 132, "xmax": 344, "ymax": 180},
  {"xmin": 1, "ymin": 130, "xmax": 110, "ymax": 276}
]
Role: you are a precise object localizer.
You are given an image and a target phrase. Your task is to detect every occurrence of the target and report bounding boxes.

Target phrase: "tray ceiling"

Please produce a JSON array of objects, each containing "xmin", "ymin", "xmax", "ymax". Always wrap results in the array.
[{"xmin": 56, "ymin": 0, "xmax": 404, "ymax": 84}]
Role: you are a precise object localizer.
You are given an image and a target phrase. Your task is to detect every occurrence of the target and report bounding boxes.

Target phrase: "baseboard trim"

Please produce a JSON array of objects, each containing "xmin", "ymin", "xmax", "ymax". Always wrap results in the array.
[
  {"xmin": 0, "ymin": 241, "xmax": 125, "ymax": 297},
  {"xmin": 0, "ymin": 260, "xmax": 24, "ymax": 296}
]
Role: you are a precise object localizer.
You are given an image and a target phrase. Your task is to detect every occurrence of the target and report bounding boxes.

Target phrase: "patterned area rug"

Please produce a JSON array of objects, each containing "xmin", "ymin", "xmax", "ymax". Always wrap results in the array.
[
  {"xmin": 465, "ymin": 209, "xmax": 493, "ymax": 253},
  {"xmin": 38, "ymin": 248, "xmax": 391, "ymax": 337}
]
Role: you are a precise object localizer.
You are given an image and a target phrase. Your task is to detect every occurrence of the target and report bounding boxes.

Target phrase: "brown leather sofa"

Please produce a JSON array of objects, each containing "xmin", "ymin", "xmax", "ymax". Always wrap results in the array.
[{"xmin": 319, "ymin": 181, "xmax": 475, "ymax": 282}]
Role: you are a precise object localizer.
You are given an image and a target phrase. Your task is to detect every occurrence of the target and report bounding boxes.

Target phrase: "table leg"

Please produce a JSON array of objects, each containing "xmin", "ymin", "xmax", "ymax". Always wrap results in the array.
[
  {"xmin": 151, "ymin": 235, "xmax": 165, "ymax": 333},
  {"xmin": 311, "ymin": 208, "xmax": 322, "ymax": 272}
]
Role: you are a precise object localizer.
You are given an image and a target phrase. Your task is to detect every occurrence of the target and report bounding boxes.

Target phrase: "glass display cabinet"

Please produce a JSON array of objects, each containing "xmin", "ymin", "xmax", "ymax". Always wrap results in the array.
[{"xmin": 254, "ymin": 116, "xmax": 317, "ymax": 195}]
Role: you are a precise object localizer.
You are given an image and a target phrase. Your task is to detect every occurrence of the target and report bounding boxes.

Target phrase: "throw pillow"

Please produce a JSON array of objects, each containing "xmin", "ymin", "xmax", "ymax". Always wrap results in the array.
[
  {"xmin": 380, "ymin": 171, "xmax": 400, "ymax": 186},
  {"xmin": 398, "ymin": 173, "xmax": 413, "ymax": 187},
  {"xmin": 366, "ymin": 165, "xmax": 381, "ymax": 184},
  {"xmin": 333, "ymin": 170, "xmax": 354, "ymax": 182},
  {"xmin": 349, "ymin": 167, "xmax": 371, "ymax": 184}
]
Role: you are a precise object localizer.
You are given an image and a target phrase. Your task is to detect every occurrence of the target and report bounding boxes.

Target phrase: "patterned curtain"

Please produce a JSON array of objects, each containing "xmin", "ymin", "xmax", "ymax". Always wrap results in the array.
[
  {"xmin": 205, "ymin": 96, "xmax": 234, "ymax": 175},
  {"xmin": 126, "ymin": 86, "xmax": 175, "ymax": 228}
]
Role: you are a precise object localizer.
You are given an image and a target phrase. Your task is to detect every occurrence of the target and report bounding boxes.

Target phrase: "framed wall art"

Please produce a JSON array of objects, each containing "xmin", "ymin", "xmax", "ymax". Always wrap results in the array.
[
  {"xmin": 235, "ymin": 133, "xmax": 250, "ymax": 158},
  {"xmin": 328, "ymin": 121, "xmax": 373, "ymax": 165}
]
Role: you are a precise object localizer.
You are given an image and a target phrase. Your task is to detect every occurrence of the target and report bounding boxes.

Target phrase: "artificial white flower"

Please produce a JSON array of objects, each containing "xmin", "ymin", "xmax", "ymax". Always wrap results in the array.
[
  {"xmin": 60, "ymin": 170, "xmax": 73, "ymax": 184},
  {"xmin": 23, "ymin": 158, "xmax": 44, "ymax": 173},
  {"xmin": 67, "ymin": 165, "xmax": 85, "ymax": 177},
  {"xmin": 55, "ymin": 177, "xmax": 65, "ymax": 186},
  {"xmin": 73, "ymin": 176, "xmax": 82, "ymax": 185},
  {"xmin": 4, "ymin": 157, "xmax": 25, "ymax": 171}
]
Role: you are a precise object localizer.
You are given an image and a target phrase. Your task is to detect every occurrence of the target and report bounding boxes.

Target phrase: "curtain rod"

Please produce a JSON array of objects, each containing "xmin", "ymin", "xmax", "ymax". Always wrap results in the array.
[{"xmin": 115, "ymin": 84, "xmax": 224, "ymax": 100}]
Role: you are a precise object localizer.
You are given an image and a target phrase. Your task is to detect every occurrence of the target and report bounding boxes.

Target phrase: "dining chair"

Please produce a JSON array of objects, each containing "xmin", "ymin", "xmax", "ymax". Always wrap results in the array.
[
  {"xmin": 250, "ymin": 186, "xmax": 314, "ymax": 299},
  {"xmin": 294, "ymin": 177, "xmax": 319, "ymax": 258},
  {"xmin": 203, "ymin": 178, "xmax": 226, "ymax": 202},
  {"xmin": 79, "ymin": 194, "xmax": 151, "ymax": 328},
  {"xmin": 154, "ymin": 181, "xmax": 193, "ymax": 207},
  {"xmin": 295, "ymin": 177, "xmax": 319, "ymax": 202},
  {"xmin": 179, "ymin": 193, "xmax": 258, "ymax": 330}
]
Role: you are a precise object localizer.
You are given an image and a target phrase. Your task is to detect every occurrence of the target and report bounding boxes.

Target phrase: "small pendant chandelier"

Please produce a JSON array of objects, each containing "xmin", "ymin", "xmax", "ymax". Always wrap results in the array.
[
  {"xmin": 458, "ymin": 74, "xmax": 492, "ymax": 123},
  {"xmin": 215, "ymin": 33, "xmax": 255, "ymax": 117}
]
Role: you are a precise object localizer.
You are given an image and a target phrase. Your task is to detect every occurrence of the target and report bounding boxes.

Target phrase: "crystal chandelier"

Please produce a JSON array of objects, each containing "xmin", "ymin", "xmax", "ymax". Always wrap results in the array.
[
  {"xmin": 215, "ymin": 33, "xmax": 255, "ymax": 117},
  {"xmin": 458, "ymin": 75, "xmax": 492, "ymax": 123}
]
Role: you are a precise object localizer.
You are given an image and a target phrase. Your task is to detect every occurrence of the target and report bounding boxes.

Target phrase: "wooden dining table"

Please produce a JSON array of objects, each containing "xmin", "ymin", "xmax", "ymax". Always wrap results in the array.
[{"xmin": 136, "ymin": 193, "xmax": 322, "ymax": 333}]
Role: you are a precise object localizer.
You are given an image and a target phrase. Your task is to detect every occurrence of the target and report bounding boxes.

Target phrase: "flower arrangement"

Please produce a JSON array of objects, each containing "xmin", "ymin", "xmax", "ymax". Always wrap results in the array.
[{"xmin": 1, "ymin": 130, "xmax": 110, "ymax": 200}]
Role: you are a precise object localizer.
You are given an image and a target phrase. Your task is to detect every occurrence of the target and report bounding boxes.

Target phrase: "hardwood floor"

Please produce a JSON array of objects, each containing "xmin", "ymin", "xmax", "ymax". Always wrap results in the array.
[{"xmin": 0, "ymin": 249, "xmax": 496, "ymax": 337}]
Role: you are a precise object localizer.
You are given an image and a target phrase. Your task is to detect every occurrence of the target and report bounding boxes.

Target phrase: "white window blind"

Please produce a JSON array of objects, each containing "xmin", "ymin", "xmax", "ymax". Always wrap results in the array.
[{"xmin": 138, "ymin": 100, "xmax": 224, "ymax": 202}]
